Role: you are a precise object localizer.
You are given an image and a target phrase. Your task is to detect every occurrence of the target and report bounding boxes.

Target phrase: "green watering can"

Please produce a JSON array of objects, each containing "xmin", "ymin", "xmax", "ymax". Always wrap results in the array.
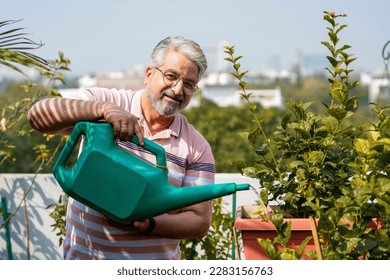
[{"xmin": 52, "ymin": 121, "xmax": 250, "ymax": 224}]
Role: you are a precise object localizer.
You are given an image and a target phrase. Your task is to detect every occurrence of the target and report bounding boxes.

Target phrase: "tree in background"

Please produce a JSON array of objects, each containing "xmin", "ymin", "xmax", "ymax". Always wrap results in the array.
[{"xmin": 183, "ymin": 98, "xmax": 285, "ymax": 173}]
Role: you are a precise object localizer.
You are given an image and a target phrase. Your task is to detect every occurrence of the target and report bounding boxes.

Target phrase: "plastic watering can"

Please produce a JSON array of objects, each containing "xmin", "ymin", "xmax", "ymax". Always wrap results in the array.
[{"xmin": 52, "ymin": 121, "xmax": 250, "ymax": 224}]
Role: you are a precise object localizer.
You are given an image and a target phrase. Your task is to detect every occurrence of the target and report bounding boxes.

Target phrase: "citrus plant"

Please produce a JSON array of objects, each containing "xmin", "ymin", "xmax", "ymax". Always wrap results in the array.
[{"xmin": 225, "ymin": 11, "xmax": 390, "ymax": 259}]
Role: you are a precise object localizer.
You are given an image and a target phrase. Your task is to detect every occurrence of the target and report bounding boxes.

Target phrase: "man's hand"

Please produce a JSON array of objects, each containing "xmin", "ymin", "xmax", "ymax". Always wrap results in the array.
[
  {"xmin": 101, "ymin": 103, "xmax": 144, "ymax": 145},
  {"xmin": 105, "ymin": 216, "xmax": 151, "ymax": 233}
]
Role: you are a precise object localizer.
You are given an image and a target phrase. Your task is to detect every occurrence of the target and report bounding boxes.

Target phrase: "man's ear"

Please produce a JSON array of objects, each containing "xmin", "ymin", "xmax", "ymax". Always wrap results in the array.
[{"xmin": 144, "ymin": 66, "xmax": 153, "ymax": 84}]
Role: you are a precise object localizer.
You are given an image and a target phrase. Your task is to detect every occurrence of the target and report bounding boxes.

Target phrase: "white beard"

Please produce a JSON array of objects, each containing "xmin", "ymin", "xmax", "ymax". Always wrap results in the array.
[{"xmin": 146, "ymin": 88, "xmax": 182, "ymax": 116}]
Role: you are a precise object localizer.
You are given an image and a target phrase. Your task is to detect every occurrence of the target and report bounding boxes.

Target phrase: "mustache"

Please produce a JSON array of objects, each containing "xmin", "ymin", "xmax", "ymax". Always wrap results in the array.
[{"xmin": 161, "ymin": 90, "xmax": 184, "ymax": 103}]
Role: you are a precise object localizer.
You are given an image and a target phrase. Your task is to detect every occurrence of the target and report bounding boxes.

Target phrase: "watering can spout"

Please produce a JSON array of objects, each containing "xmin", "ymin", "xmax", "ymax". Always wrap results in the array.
[
  {"xmin": 145, "ymin": 182, "xmax": 251, "ymax": 216},
  {"xmin": 236, "ymin": 183, "xmax": 251, "ymax": 191},
  {"xmin": 52, "ymin": 121, "xmax": 251, "ymax": 224}
]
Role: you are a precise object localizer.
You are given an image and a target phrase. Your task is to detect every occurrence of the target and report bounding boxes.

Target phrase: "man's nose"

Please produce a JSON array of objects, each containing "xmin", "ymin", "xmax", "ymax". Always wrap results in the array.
[{"xmin": 170, "ymin": 79, "xmax": 184, "ymax": 95}]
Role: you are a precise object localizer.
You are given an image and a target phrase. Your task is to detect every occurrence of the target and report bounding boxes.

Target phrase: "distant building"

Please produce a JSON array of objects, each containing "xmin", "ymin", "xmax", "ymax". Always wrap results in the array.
[
  {"xmin": 360, "ymin": 71, "xmax": 390, "ymax": 102},
  {"xmin": 301, "ymin": 53, "xmax": 328, "ymax": 76},
  {"xmin": 202, "ymin": 86, "xmax": 284, "ymax": 108},
  {"xmin": 201, "ymin": 72, "xmax": 284, "ymax": 108},
  {"xmin": 202, "ymin": 84, "xmax": 239, "ymax": 107},
  {"xmin": 77, "ymin": 65, "xmax": 145, "ymax": 90},
  {"xmin": 247, "ymin": 88, "xmax": 284, "ymax": 109},
  {"xmin": 94, "ymin": 71, "xmax": 144, "ymax": 90}
]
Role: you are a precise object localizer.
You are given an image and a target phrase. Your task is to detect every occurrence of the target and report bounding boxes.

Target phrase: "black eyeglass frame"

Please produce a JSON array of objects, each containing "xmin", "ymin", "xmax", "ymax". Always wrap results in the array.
[{"xmin": 152, "ymin": 66, "xmax": 199, "ymax": 95}]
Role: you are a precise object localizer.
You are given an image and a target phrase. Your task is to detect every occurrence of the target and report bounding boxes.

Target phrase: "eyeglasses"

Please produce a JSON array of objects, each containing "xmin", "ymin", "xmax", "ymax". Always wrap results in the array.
[{"xmin": 153, "ymin": 67, "xmax": 198, "ymax": 95}]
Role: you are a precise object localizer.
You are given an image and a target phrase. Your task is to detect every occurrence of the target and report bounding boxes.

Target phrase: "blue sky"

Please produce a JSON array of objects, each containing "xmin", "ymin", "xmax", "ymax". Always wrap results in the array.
[{"xmin": 3, "ymin": 0, "xmax": 390, "ymax": 76}]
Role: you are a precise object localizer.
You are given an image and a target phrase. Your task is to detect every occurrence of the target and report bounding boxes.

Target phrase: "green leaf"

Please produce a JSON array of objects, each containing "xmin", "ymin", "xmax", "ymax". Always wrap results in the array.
[
  {"xmin": 247, "ymin": 127, "xmax": 260, "ymax": 145},
  {"xmin": 248, "ymin": 103, "xmax": 256, "ymax": 112},
  {"xmin": 344, "ymin": 238, "xmax": 362, "ymax": 254},
  {"xmin": 321, "ymin": 41, "xmax": 334, "ymax": 53},
  {"xmin": 376, "ymin": 197, "xmax": 390, "ymax": 215},
  {"xmin": 298, "ymin": 236, "xmax": 313, "ymax": 257},
  {"xmin": 271, "ymin": 213, "xmax": 284, "ymax": 228},
  {"xmin": 281, "ymin": 113, "xmax": 292, "ymax": 130},
  {"xmin": 260, "ymin": 188, "xmax": 269, "ymax": 205},
  {"xmin": 233, "ymin": 55, "xmax": 243, "ymax": 62},
  {"xmin": 238, "ymin": 132, "xmax": 249, "ymax": 142},
  {"xmin": 345, "ymin": 96, "xmax": 359, "ymax": 112},
  {"xmin": 230, "ymin": 72, "xmax": 240, "ymax": 79},
  {"xmin": 238, "ymin": 81, "xmax": 248, "ymax": 90},
  {"xmin": 242, "ymin": 166, "xmax": 258, "ymax": 178},
  {"xmin": 288, "ymin": 160, "xmax": 306, "ymax": 169},
  {"xmin": 329, "ymin": 32, "xmax": 338, "ymax": 45},
  {"xmin": 307, "ymin": 151, "xmax": 325, "ymax": 165},
  {"xmin": 318, "ymin": 209, "xmax": 338, "ymax": 234},
  {"xmin": 238, "ymin": 70, "xmax": 248, "ymax": 79},
  {"xmin": 223, "ymin": 46, "xmax": 234, "ymax": 55},
  {"xmin": 326, "ymin": 56, "xmax": 339, "ymax": 67},
  {"xmin": 327, "ymin": 105, "xmax": 347, "ymax": 121},
  {"xmin": 258, "ymin": 238, "xmax": 279, "ymax": 259},
  {"xmin": 274, "ymin": 221, "xmax": 292, "ymax": 246},
  {"xmin": 256, "ymin": 144, "xmax": 269, "ymax": 156},
  {"xmin": 335, "ymin": 25, "xmax": 348, "ymax": 35},
  {"xmin": 354, "ymin": 138, "xmax": 371, "ymax": 155},
  {"xmin": 355, "ymin": 238, "xmax": 378, "ymax": 251},
  {"xmin": 331, "ymin": 81, "xmax": 345, "ymax": 101},
  {"xmin": 279, "ymin": 249, "xmax": 299, "ymax": 260}
]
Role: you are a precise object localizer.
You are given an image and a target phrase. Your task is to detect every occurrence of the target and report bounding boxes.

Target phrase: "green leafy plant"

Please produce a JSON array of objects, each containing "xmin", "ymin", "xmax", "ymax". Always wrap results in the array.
[
  {"xmin": 46, "ymin": 194, "xmax": 68, "ymax": 247},
  {"xmin": 0, "ymin": 19, "xmax": 70, "ymax": 169},
  {"xmin": 225, "ymin": 11, "xmax": 390, "ymax": 259},
  {"xmin": 257, "ymin": 213, "xmax": 313, "ymax": 260},
  {"xmin": 0, "ymin": 19, "xmax": 70, "ymax": 258},
  {"xmin": 180, "ymin": 197, "xmax": 235, "ymax": 259},
  {"xmin": 0, "ymin": 20, "xmax": 52, "ymax": 75}
]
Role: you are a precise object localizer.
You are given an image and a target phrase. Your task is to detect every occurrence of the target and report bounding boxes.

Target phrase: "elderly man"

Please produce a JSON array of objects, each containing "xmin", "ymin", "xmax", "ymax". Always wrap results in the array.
[{"xmin": 28, "ymin": 36, "xmax": 214, "ymax": 260}]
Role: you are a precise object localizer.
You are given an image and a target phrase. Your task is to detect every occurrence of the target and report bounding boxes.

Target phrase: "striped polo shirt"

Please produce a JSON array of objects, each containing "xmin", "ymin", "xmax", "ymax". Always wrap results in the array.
[{"xmin": 62, "ymin": 88, "xmax": 215, "ymax": 259}]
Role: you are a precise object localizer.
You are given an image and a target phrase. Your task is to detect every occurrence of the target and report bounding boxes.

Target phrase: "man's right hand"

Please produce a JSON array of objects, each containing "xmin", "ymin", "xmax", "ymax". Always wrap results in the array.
[{"xmin": 101, "ymin": 103, "xmax": 144, "ymax": 145}]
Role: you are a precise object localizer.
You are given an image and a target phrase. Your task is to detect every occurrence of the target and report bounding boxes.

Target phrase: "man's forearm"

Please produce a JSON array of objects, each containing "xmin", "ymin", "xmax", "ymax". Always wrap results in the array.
[{"xmin": 152, "ymin": 201, "xmax": 212, "ymax": 239}]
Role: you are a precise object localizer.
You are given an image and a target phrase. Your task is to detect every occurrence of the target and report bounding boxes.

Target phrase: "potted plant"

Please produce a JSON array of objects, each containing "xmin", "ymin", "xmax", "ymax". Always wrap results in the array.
[
  {"xmin": 226, "ymin": 11, "xmax": 390, "ymax": 260},
  {"xmin": 234, "ymin": 204, "xmax": 316, "ymax": 260}
]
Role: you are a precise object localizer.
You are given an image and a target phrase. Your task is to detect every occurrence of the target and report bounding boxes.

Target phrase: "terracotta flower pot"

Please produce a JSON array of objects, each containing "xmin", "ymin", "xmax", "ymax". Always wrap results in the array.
[{"xmin": 234, "ymin": 205, "xmax": 316, "ymax": 260}]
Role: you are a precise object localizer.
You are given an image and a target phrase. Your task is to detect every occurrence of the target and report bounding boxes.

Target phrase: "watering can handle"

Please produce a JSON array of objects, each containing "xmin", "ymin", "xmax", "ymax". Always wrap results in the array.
[
  {"xmin": 128, "ymin": 134, "xmax": 167, "ymax": 169},
  {"xmin": 53, "ymin": 121, "xmax": 88, "ymax": 170},
  {"xmin": 55, "ymin": 121, "xmax": 167, "ymax": 169}
]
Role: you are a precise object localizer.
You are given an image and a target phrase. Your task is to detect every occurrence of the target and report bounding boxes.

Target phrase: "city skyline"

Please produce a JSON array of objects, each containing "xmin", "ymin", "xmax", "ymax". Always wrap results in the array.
[{"xmin": 2, "ymin": 0, "xmax": 390, "ymax": 77}]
